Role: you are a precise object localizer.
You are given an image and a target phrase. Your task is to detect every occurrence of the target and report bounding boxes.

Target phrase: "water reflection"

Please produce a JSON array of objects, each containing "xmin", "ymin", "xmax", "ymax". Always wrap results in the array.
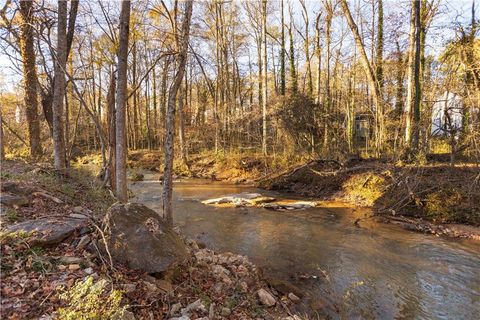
[{"xmin": 131, "ymin": 176, "xmax": 480, "ymax": 319}]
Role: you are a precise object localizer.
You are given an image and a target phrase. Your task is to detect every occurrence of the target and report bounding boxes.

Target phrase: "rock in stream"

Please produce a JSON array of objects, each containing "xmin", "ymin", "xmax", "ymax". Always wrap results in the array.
[{"xmin": 201, "ymin": 193, "xmax": 318, "ymax": 211}]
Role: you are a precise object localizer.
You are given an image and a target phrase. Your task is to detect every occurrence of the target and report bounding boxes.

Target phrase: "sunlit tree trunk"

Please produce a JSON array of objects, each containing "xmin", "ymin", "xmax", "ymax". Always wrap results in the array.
[
  {"xmin": 262, "ymin": 0, "xmax": 268, "ymax": 155},
  {"xmin": 40, "ymin": 0, "xmax": 78, "ymax": 134},
  {"xmin": 178, "ymin": 83, "xmax": 188, "ymax": 166},
  {"xmin": 405, "ymin": 0, "xmax": 421, "ymax": 154},
  {"xmin": 160, "ymin": 59, "xmax": 169, "ymax": 147},
  {"xmin": 376, "ymin": 0, "xmax": 384, "ymax": 97},
  {"xmin": 280, "ymin": 0, "xmax": 286, "ymax": 96},
  {"xmin": 323, "ymin": 1, "xmax": 333, "ymax": 152},
  {"xmin": 162, "ymin": 0, "xmax": 193, "ymax": 227},
  {"xmin": 115, "ymin": 0, "xmax": 131, "ymax": 203},
  {"xmin": 315, "ymin": 12, "xmax": 322, "ymax": 104},
  {"xmin": 52, "ymin": 0, "xmax": 68, "ymax": 175},
  {"xmin": 132, "ymin": 41, "xmax": 138, "ymax": 150},
  {"xmin": 152, "ymin": 66, "xmax": 159, "ymax": 148}
]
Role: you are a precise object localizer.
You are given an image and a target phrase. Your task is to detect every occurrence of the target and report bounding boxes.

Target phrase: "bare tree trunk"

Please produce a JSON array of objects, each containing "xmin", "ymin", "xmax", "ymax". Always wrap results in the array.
[
  {"xmin": 0, "ymin": 108, "xmax": 4, "ymax": 161},
  {"xmin": 19, "ymin": 0, "xmax": 42, "ymax": 158},
  {"xmin": 300, "ymin": 0, "xmax": 313, "ymax": 96},
  {"xmin": 288, "ymin": 13, "xmax": 297, "ymax": 93},
  {"xmin": 376, "ymin": 0, "xmax": 384, "ymax": 95},
  {"xmin": 52, "ymin": 0, "xmax": 68, "ymax": 175},
  {"xmin": 161, "ymin": 59, "xmax": 169, "ymax": 147},
  {"xmin": 162, "ymin": 0, "xmax": 193, "ymax": 227},
  {"xmin": 395, "ymin": 40, "xmax": 405, "ymax": 112},
  {"xmin": 132, "ymin": 41, "xmax": 139, "ymax": 150},
  {"xmin": 347, "ymin": 60, "xmax": 356, "ymax": 153},
  {"xmin": 41, "ymin": 0, "xmax": 78, "ymax": 133},
  {"xmin": 115, "ymin": 0, "xmax": 131, "ymax": 203},
  {"xmin": 152, "ymin": 65, "xmax": 158, "ymax": 148},
  {"xmin": 315, "ymin": 12, "xmax": 322, "ymax": 104},
  {"xmin": 262, "ymin": 0, "xmax": 268, "ymax": 155},
  {"xmin": 107, "ymin": 71, "xmax": 116, "ymax": 192},
  {"xmin": 280, "ymin": 0, "xmax": 286, "ymax": 95},
  {"xmin": 323, "ymin": 1, "xmax": 333, "ymax": 153},
  {"xmin": 405, "ymin": 0, "xmax": 421, "ymax": 154},
  {"xmin": 178, "ymin": 83, "xmax": 188, "ymax": 166}
]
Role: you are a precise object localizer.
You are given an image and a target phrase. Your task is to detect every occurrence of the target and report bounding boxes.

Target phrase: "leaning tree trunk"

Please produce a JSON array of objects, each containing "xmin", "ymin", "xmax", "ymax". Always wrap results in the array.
[
  {"xmin": 52, "ymin": 0, "xmax": 68, "ymax": 175},
  {"xmin": 19, "ymin": 0, "xmax": 42, "ymax": 158},
  {"xmin": 115, "ymin": 0, "xmax": 131, "ymax": 203},
  {"xmin": 340, "ymin": 0, "xmax": 383, "ymax": 154},
  {"xmin": 162, "ymin": 0, "xmax": 193, "ymax": 227}
]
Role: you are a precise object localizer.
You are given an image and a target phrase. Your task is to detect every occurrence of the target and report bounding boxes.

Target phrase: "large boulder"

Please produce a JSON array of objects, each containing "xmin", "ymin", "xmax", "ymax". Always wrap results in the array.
[
  {"xmin": 4, "ymin": 216, "xmax": 88, "ymax": 246},
  {"xmin": 103, "ymin": 203, "xmax": 188, "ymax": 273},
  {"xmin": 0, "ymin": 193, "xmax": 29, "ymax": 207}
]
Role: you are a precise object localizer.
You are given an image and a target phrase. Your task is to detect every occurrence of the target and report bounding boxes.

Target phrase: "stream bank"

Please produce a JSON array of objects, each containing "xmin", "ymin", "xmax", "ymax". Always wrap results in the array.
[{"xmin": 0, "ymin": 160, "xmax": 297, "ymax": 319}]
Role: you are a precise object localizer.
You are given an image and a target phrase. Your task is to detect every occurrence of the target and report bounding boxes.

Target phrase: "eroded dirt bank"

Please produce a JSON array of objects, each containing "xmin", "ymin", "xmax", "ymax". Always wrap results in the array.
[{"xmin": 257, "ymin": 159, "xmax": 480, "ymax": 239}]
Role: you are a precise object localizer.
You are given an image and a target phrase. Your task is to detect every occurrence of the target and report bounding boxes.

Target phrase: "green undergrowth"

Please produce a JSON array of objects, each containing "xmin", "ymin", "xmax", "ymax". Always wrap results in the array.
[{"xmin": 57, "ymin": 276, "xmax": 127, "ymax": 320}]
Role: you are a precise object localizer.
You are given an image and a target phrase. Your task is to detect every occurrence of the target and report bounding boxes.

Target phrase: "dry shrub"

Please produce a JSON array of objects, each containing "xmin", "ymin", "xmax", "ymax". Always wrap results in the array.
[{"xmin": 342, "ymin": 173, "xmax": 390, "ymax": 206}]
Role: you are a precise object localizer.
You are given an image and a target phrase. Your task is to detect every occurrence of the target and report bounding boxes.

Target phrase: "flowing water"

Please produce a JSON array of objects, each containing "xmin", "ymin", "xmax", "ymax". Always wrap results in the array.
[{"xmin": 130, "ymin": 173, "xmax": 480, "ymax": 319}]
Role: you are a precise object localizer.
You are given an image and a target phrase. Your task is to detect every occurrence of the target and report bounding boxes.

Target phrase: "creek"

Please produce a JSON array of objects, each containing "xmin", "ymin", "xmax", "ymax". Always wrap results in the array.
[{"xmin": 130, "ymin": 172, "xmax": 480, "ymax": 319}]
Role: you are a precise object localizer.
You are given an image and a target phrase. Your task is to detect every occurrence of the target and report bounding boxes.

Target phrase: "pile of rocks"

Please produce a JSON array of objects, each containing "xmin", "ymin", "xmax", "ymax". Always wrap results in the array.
[{"xmin": 161, "ymin": 240, "xmax": 304, "ymax": 319}]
